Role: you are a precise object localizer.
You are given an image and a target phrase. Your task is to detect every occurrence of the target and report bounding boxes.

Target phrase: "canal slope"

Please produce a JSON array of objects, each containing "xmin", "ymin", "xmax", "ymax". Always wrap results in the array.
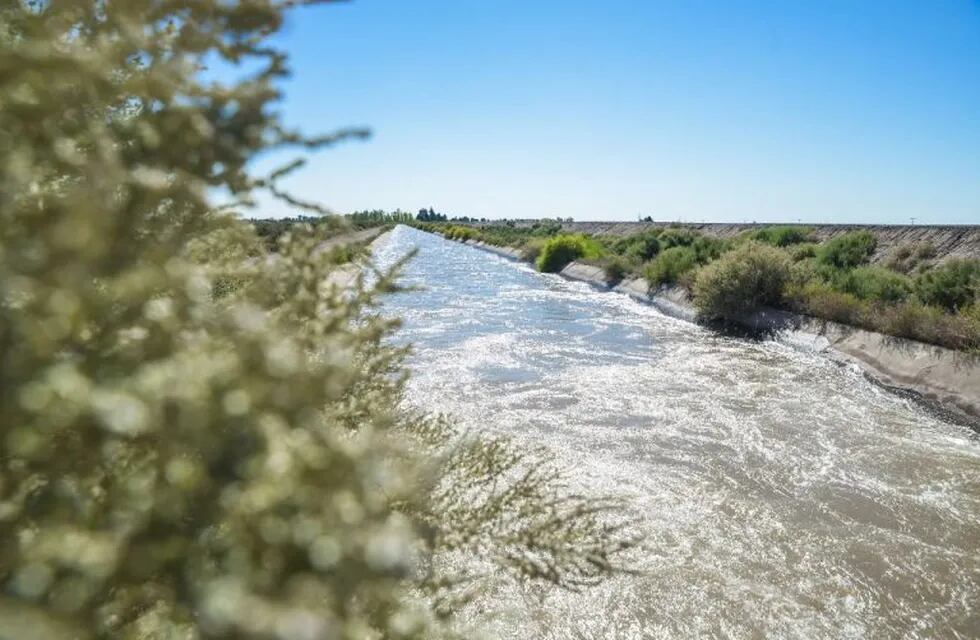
[{"xmin": 439, "ymin": 231, "xmax": 980, "ymax": 425}]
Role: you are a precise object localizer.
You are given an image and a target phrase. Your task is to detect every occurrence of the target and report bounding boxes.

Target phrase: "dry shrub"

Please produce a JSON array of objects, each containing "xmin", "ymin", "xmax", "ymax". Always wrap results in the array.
[{"xmin": 693, "ymin": 242, "xmax": 791, "ymax": 318}]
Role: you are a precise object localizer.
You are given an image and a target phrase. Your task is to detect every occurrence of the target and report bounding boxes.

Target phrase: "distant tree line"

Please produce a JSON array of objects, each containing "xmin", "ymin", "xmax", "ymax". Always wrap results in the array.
[{"xmin": 250, "ymin": 209, "xmax": 580, "ymax": 251}]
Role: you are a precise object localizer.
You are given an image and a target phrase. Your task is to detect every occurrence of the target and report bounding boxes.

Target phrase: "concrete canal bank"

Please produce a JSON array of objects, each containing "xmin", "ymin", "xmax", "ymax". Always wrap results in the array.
[{"xmin": 433, "ymin": 232, "xmax": 980, "ymax": 425}]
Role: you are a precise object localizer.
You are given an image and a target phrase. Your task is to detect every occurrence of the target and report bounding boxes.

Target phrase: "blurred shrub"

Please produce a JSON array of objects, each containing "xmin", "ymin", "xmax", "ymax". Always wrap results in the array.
[
  {"xmin": 0, "ymin": 3, "xmax": 631, "ymax": 638},
  {"xmin": 536, "ymin": 234, "xmax": 603, "ymax": 272},
  {"xmin": 693, "ymin": 242, "xmax": 791, "ymax": 318},
  {"xmin": 519, "ymin": 237, "xmax": 548, "ymax": 262},
  {"xmin": 445, "ymin": 225, "xmax": 477, "ymax": 241},
  {"xmin": 816, "ymin": 231, "xmax": 877, "ymax": 269},
  {"xmin": 914, "ymin": 259, "xmax": 980, "ymax": 312}
]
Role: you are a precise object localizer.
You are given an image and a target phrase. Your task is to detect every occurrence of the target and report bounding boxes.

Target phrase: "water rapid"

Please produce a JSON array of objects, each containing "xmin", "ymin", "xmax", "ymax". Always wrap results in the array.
[{"xmin": 374, "ymin": 225, "xmax": 979, "ymax": 639}]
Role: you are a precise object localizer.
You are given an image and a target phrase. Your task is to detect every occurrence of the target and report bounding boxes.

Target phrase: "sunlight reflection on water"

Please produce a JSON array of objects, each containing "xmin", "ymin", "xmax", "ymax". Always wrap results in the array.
[{"xmin": 375, "ymin": 226, "xmax": 980, "ymax": 639}]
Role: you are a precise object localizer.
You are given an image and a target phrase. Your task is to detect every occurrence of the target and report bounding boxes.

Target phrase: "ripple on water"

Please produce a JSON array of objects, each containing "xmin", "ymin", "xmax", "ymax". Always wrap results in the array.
[{"xmin": 376, "ymin": 226, "xmax": 980, "ymax": 639}]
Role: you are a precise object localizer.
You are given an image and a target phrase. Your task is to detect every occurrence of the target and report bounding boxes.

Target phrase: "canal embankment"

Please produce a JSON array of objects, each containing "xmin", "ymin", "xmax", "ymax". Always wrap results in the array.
[{"xmin": 431, "ymin": 232, "xmax": 980, "ymax": 425}]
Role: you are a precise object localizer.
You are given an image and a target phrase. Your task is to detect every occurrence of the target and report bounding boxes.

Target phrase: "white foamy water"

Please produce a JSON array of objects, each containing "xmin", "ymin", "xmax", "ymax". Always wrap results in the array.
[{"xmin": 375, "ymin": 225, "xmax": 980, "ymax": 639}]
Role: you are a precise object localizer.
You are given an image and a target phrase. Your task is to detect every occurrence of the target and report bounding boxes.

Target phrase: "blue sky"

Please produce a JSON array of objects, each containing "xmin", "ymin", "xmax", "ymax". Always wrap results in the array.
[{"xmin": 253, "ymin": 0, "xmax": 980, "ymax": 224}]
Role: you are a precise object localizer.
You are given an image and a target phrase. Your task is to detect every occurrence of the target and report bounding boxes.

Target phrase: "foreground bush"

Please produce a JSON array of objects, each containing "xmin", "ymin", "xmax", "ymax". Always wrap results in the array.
[
  {"xmin": 693, "ymin": 242, "xmax": 791, "ymax": 318},
  {"xmin": 0, "ymin": 3, "xmax": 631, "ymax": 638},
  {"xmin": 816, "ymin": 231, "xmax": 877, "ymax": 269},
  {"xmin": 914, "ymin": 258, "xmax": 980, "ymax": 311},
  {"xmin": 536, "ymin": 234, "xmax": 603, "ymax": 272}
]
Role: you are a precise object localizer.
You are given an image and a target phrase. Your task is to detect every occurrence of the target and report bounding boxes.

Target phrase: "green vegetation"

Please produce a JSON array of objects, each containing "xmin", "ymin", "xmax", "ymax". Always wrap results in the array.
[
  {"xmin": 252, "ymin": 210, "xmax": 412, "ymax": 249},
  {"xmin": 597, "ymin": 255, "xmax": 631, "ymax": 282},
  {"xmin": 883, "ymin": 241, "xmax": 937, "ymax": 274},
  {"xmin": 913, "ymin": 258, "xmax": 980, "ymax": 312},
  {"xmin": 816, "ymin": 230, "xmax": 877, "ymax": 269},
  {"xmin": 427, "ymin": 221, "xmax": 980, "ymax": 351},
  {"xmin": 536, "ymin": 234, "xmax": 604, "ymax": 272},
  {"xmin": 747, "ymin": 225, "xmax": 814, "ymax": 247},
  {"xmin": 693, "ymin": 242, "xmax": 791, "ymax": 318},
  {"xmin": 644, "ymin": 236, "xmax": 727, "ymax": 287},
  {"xmin": 0, "ymin": 3, "xmax": 633, "ymax": 638},
  {"xmin": 644, "ymin": 246, "xmax": 700, "ymax": 286},
  {"xmin": 835, "ymin": 266, "xmax": 912, "ymax": 303},
  {"xmin": 611, "ymin": 230, "xmax": 661, "ymax": 261}
]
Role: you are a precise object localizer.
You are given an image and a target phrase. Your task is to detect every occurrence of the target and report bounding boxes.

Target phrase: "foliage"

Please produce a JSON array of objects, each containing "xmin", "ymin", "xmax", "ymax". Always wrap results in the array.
[
  {"xmin": 518, "ymin": 237, "xmax": 549, "ymax": 262},
  {"xmin": 789, "ymin": 242, "xmax": 818, "ymax": 261},
  {"xmin": 599, "ymin": 256, "xmax": 630, "ymax": 283},
  {"xmin": 787, "ymin": 284, "xmax": 980, "ymax": 352},
  {"xmin": 416, "ymin": 207, "xmax": 448, "ymax": 222},
  {"xmin": 644, "ymin": 246, "xmax": 697, "ymax": 286},
  {"xmin": 535, "ymin": 234, "xmax": 604, "ymax": 273},
  {"xmin": 349, "ymin": 209, "xmax": 417, "ymax": 226},
  {"xmin": 816, "ymin": 231, "xmax": 877, "ymax": 269},
  {"xmin": 834, "ymin": 266, "xmax": 911, "ymax": 303},
  {"xmin": 416, "ymin": 220, "xmax": 979, "ymax": 352},
  {"xmin": 693, "ymin": 242, "xmax": 792, "ymax": 318},
  {"xmin": 786, "ymin": 281, "xmax": 866, "ymax": 326},
  {"xmin": 914, "ymin": 259, "xmax": 980, "ymax": 312},
  {"xmin": 0, "ymin": 3, "xmax": 632, "ymax": 638},
  {"xmin": 640, "ymin": 230, "xmax": 728, "ymax": 289},
  {"xmin": 747, "ymin": 225, "xmax": 814, "ymax": 247},
  {"xmin": 656, "ymin": 227, "xmax": 699, "ymax": 249},
  {"xmin": 611, "ymin": 231, "xmax": 661, "ymax": 261},
  {"xmin": 883, "ymin": 241, "xmax": 937, "ymax": 274},
  {"xmin": 443, "ymin": 225, "xmax": 478, "ymax": 241}
]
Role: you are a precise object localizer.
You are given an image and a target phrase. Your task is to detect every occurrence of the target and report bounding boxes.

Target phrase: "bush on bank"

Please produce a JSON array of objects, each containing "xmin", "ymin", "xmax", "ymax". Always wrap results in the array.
[
  {"xmin": 817, "ymin": 231, "xmax": 877, "ymax": 269},
  {"xmin": 612, "ymin": 230, "xmax": 661, "ymax": 261},
  {"xmin": 834, "ymin": 266, "xmax": 912, "ymax": 303},
  {"xmin": 693, "ymin": 242, "xmax": 792, "ymax": 318},
  {"xmin": 883, "ymin": 241, "xmax": 937, "ymax": 274},
  {"xmin": 747, "ymin": 225, "xmax": 814, "ymax": 247},
  {"xmin": 644, "ymin": 246, "xmax": 700, "ymax": 286},
  {"xmin": 914, "ymin": 259, "xmax": 980, "ymax": 312},
  {"xmin": 421, "ymin": 221, "xmax": 980, "ymax": 352},
  {"xmin": 536, "ymin": 234, "xmax": 604, "ymax": 272}
]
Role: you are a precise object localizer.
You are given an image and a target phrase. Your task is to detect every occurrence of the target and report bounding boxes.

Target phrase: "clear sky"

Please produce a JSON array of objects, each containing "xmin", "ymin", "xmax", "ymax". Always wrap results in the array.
[{"xmin": 253, "ymin": 0, "xmax": 980, "ymax": 224}]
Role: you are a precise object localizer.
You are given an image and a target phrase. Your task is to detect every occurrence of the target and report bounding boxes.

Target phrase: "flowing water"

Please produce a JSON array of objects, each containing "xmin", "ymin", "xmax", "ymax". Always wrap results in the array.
[{"xmin": 374, "ymin": 225, "xmax": 980, "ymax": 639}]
